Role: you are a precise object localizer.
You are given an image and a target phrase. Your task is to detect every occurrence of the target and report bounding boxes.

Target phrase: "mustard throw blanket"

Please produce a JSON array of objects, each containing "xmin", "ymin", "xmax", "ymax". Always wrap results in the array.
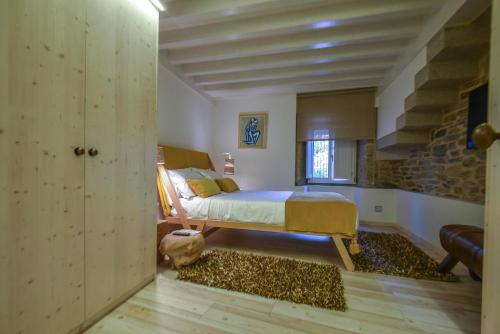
[{"xmin": 285, "ymin": 192, "xmax": 358, "ymax": 236}]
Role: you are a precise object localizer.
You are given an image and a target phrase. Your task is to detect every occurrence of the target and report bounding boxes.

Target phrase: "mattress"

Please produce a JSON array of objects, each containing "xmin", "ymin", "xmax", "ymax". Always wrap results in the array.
[
  {"xmin": 178, "ymin": 190, "xmax": 359, "ymax": 232},
  {"xmin": 179, "ymin": 190, "xmax": 293, "ymax": 225}
]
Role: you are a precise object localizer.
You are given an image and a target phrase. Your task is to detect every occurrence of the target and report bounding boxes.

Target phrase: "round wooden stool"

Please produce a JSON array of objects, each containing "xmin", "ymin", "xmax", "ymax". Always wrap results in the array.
[{"xmin": 159, "ymin": 229, "xmax": 205, "ymax": 268}]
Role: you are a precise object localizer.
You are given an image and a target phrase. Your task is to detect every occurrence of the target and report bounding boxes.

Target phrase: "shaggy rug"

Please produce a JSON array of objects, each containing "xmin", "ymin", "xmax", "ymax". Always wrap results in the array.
[
  {"xmin": 345, "ymin": 231, "xmax": 459, "ymax": 282},
  {"xmin": 177, "ymin": 249, "xmax": 347, "ymax": 311}
]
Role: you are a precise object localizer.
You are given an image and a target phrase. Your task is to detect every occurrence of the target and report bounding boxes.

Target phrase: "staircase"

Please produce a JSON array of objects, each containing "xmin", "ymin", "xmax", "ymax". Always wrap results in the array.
[{"xmin": 377, "ymin": 11, "xmax": 490, "ymax": 152}]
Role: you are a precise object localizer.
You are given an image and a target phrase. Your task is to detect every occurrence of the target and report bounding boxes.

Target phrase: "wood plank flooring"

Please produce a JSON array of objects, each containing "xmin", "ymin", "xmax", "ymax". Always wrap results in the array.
[{"xmin": 85, "ymin": 224, "xmax": 482, "ymax": 334}]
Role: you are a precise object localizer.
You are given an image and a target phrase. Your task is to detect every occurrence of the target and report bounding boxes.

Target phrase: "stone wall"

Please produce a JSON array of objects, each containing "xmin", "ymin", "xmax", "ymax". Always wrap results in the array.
[
  {"xmin": 357, "ymin": 139, "xmax": 378, "ymax": 187},
  {"xmin": 358, "ymin": 73, "xmax": 488, "ymax": 203}
]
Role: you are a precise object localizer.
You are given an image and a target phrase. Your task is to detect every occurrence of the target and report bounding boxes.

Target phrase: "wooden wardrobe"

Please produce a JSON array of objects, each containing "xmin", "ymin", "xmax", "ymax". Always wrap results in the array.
[{"xmin": 0, "ymin": 1, "xmax": 158, "ymax": 333}]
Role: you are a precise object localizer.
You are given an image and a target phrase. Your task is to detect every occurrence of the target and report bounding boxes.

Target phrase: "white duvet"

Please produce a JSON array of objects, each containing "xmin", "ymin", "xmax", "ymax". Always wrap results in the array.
[{"xmin": 179, "ymin": 190, "xmax": 293, "ymax": 225}]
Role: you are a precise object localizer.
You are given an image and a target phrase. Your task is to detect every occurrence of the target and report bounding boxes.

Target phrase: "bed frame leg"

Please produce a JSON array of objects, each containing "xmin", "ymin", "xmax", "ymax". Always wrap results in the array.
[
  {"xmin": 181, "ymin": 219, "xmax": 190, "ymax": 230},
  {"xmin": 349, "ymin": 236, "xmax": 361, "ymax": 255},
  {"xmin": 331, "ymin": 235, "xmax": 355, "ymax": 272},
  {"xmin": 202, "ymin": 227, "xmax": 220, "ymax": 239}
]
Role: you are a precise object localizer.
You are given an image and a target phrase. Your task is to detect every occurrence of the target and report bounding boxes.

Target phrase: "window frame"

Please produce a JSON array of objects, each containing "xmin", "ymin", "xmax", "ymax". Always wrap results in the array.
[{"xmin": 306, "ymin": 139, "xmax": 357, "ymax": 185}]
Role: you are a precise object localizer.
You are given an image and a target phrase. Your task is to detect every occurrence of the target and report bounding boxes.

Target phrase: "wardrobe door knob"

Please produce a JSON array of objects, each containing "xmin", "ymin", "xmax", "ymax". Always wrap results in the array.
[
  {"xmin": 74, "ymin": 146, "xmax": 85, "ymax": 156},
  {"xmin": 473, "ymin": 123, "xmax": 500, "ymax": 150},
  {"xmin": 88, "ymin": 148, "xmax": 99, "ymax": 157}
]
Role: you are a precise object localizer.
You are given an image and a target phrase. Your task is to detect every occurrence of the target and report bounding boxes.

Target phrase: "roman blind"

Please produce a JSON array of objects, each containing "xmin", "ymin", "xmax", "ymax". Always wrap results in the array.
[{"xmin": 296, "ymin": 88, "xmax": 376, "ymax": 141}]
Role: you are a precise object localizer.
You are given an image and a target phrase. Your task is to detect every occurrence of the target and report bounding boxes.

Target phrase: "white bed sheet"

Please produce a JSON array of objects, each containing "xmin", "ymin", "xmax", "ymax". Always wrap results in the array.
[{"xmin": 179, "ymin": 190, "xmax": 293, "ymax": 225}]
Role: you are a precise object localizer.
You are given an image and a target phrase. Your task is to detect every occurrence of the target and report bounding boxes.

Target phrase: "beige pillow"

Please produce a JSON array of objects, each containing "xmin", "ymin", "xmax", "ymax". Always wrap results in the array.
[
  {"xmin": 215, "ymin": 178, "xmax": 240, "ymax": 193},
  {"xmin": 187, "ymin": 178, "xmax": 221, "ymax": 198}
]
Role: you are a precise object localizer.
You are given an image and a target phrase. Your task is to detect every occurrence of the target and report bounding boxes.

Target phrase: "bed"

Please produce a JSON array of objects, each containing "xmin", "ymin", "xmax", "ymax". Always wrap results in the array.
[{"xmin": 157, "ymin": 145, "xmax": 360, "ymax": 271}]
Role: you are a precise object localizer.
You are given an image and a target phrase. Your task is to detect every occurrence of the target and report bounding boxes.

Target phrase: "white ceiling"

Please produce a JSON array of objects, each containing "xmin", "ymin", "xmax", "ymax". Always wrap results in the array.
[{"xmin": 158, "ymin": 0, "xmax": 452, "ymax": 99}]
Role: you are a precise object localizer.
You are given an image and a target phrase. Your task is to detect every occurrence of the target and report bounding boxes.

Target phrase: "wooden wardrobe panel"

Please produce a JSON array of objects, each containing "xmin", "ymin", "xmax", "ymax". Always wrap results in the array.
[
  {"xmin": 0, "ymin": 1, "xmax": 86, "ymax": 333},
  {"xmin": 84, "ymin": 0, "xmax": 158, "ymax": 320},
  {"xmin": 0, "ymin": 1, "xmax": 8, "ymax": 330}
]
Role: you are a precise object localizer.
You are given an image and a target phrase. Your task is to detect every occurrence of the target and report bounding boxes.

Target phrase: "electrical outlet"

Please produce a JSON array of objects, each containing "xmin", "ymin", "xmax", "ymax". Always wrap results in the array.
[{"xmin": 374, "ymin": 205, "xmax": 383, "ymax": 213}]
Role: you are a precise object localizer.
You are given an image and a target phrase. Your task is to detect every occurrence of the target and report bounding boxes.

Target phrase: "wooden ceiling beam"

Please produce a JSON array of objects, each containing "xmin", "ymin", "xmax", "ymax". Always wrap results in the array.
[
  {"xmin": 160, "ymin": 0, "xmax": 443, "ymax": 49},
  {"xmin": 179, "ymin": 40, "xmax": 408, "ymax": 76},
  {"xmin": 192, "ymin": 57, "xmax": 395, "ymax": 85},
  {"xmin": 206, "ymin": 78, "xmax": 381, "ymax": 98},
  {"xmin": 201, "ymin": 70, "xmax": 385, "ymax": 91},
  {"xmin": 165, "ymin": 18, "xmax": 422, "ymax": 64},
  {"xmin": 159, "ymin": 0, "xmax": 332, "ymax": 31}
]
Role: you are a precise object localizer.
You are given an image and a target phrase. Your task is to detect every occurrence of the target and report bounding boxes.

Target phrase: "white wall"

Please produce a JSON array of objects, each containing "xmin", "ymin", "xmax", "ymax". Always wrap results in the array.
[
  {"xmin": 299, "ymin": 185, "xmax": 485, "ymax": 249},
  {"xmin": 396, "ymin": 190, "xmax": 484, "ymax": 248},
  {"xmin": 377, "ymin": 48, "xmax": 427, "ymax": 139},
  {"xmin": 157, "ymin": 64, "xmax": 215, "ymax": 152},
  {"xmin": 299, "ymin": 185, "xmax": 484, "ymax": 249},
  {"xmin": 213, "ymin": 94, "xmax": 296, "ymax": 190},
  {"xmin": 299, "ymin": 185, "xmax": 397, "ymax": 223}
]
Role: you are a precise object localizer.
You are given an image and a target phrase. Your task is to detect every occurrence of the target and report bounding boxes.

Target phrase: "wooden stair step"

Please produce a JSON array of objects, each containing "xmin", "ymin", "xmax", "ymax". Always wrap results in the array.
[
  {"xmin": 396, "ymin": 111, "xmax": 443, "ymax": 131},
  {"xmin": 405, "ymin": 89, "xmax": 456, "ymax": 113},
  {"xmin": 377, "ymin": 130, "xmax": 430, "ymax": 151},
  {"xmin": 427, "ymin": 12, "xmax": 490, "ymax": 62},
  {"xmin": 383, "ymin": 10, "xmax": 489, "ymax": 154},
  {"xmin": 415, "ymin": 60, "xmax": 477, "ymax": 90}
]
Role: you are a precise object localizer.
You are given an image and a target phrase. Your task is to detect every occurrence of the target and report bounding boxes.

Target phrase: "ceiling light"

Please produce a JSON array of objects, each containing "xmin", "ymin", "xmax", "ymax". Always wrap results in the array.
[
  {"xmin": 313, "ymin": 59, "xmax": 333, "ymax": 64},
  {"xmin": 311, "ymin": 21, "xmax": 337, "ymax": 29},
  {"xmin": 149, "ymin": 0, "xmax": 166, "ymax": 12},
  {"xmin": 311, "ymin": 42, "xmax": 337, "ymax": 49}
]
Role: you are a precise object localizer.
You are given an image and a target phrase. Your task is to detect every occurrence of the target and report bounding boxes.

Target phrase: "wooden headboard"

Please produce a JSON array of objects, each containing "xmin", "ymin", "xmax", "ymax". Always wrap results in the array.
[{"xmin": 158, "ymin": 145, "xmax": 214, "ymax": 170}]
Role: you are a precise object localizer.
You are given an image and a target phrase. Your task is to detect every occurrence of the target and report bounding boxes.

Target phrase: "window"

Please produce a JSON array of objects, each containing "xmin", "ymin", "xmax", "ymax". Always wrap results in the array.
[{"xmin": 306, "ymin": 130, "xmax": 357, "ymax": 184}]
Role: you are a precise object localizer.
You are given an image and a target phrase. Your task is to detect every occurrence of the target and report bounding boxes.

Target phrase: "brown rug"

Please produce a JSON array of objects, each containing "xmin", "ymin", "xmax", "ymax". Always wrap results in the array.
[
  {"xmin": 177, "ymin": 249, "xmax": 347, "ymax": 311},
  {"xmin": 345, "ymin": 231, "xmax": 459, "ymax": 282}
]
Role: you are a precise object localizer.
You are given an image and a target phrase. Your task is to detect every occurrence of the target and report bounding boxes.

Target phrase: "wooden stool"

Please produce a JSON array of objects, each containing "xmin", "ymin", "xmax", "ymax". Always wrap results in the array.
[
  {"xmin": 157, "ymin": 221, "xmax": 171, "ymax": 264},
  {"xmin": 159, "ymin": 229, "xmax": 205, "ymax": 268},
  {"xmin": 438, "ymin": 224, "xmax": 484, "ymax": 280}
]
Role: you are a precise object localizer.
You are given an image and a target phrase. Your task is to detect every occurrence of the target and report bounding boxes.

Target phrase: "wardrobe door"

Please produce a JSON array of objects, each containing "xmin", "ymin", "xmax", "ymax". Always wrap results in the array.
[
  {"xmin": 83, "ymin": 0, "xmax": 158, "ymax": 321},
  {"xmin": 0, "ymin": 1, "xmax": 86, "ymax": 334}
]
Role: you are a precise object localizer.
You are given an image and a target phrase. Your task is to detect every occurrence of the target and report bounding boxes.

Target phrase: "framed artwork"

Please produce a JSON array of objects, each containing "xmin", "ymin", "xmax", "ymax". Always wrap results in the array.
[{"xmin": 238, "ymin": 112, "xmax": 268, "ymax": 149}]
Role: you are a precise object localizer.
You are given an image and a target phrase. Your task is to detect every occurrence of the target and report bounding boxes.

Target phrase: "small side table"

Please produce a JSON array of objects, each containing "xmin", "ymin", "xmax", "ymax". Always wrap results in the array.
[{"xmin": 159, "ymin": 229, "xmax": 205, "ymax": 268}]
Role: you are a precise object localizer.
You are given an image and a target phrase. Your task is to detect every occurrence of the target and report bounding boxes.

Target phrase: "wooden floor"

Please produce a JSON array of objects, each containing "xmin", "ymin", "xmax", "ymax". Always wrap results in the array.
[{"xmin": 85, "ymin": 224, "xmax": 482, "ymax": 334}]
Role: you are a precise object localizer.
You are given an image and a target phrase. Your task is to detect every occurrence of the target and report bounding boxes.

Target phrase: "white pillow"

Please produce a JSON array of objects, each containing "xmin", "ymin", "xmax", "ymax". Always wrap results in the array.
[
  {"xmin": 167, "ymin": 168, "xmax": 204, "ymax": 199},
  {"xmin": 194, "ymin": 168, "xmax": 222, "ymax": 180}
]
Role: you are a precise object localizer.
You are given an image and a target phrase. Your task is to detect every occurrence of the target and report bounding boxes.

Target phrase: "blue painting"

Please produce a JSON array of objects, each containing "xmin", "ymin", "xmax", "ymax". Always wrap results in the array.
[{"xmin": 238, "ymin": 112, "xmax": 268, "ymax": 149}]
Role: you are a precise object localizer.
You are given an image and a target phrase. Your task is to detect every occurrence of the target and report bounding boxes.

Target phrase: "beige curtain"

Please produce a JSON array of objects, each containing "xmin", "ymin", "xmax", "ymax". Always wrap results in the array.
[
  {"xmin": 296, "ymin": 88, "xmax": 376, "ymax": 141},
  {"xmin": 295, "ymin": 142, "xmax": 306, "ymax": 186}
]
